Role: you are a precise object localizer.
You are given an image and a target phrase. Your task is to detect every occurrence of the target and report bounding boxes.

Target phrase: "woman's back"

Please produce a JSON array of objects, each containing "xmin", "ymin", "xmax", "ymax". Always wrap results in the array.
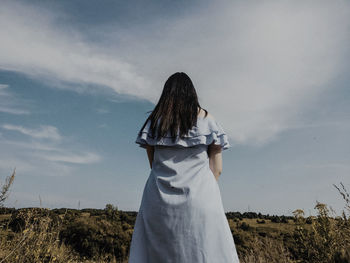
[{"xmin": 129, "ymin": 113, "xmax": 240, "ymax": 263}]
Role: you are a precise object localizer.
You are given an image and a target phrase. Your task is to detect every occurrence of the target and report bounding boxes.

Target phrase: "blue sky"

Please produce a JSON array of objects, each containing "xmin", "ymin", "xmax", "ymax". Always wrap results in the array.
[{"xmin": 0, "ymin": 0, "xmax": 349, "ymax": 216}]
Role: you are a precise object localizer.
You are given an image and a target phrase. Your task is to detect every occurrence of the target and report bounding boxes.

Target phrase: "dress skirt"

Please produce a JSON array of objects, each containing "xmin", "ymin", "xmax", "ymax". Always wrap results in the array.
[{"xmin": 128, "ymin": 143, "xmax": 240, "ymax": 263}]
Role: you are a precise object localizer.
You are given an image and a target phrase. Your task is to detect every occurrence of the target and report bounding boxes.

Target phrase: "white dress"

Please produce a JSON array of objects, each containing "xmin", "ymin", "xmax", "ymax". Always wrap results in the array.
[{"xmin": 128, "ymin": 115, "xmax": 240, "ymax": 263}]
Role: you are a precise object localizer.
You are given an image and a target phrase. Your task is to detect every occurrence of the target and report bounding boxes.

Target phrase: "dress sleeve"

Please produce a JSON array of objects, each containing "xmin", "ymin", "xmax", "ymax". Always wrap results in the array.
[
  {"xmin": 205, "ymin": 118, "xmax": 231, "ymax": 151},
  {"xmin": 135, "ymin": 117, "xmax": 232, "ymax": 150},
  {"xmin": 135, "ymin": 119, "xmax": 153, "ymax": 149}
]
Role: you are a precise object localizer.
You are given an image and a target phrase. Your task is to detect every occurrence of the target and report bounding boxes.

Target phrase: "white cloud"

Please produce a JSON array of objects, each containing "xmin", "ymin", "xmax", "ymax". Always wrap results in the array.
[
  {"xmin": 96, "ymin": 108, "xmax": 110, "ymax": 114},
  {"xmin": 0, "ymin": 123, "xmax": 102, "ymax": 176},
  {"xmin": 2, "ymin": 124, "xmax": 62, "ymax": 141},
  {"xmin": 0, "ymin": 1, "xmax": 152, "ymax": 99},
  {"xmin": 0, "ymin": 84, "xmax": 31, "ymax": 115},
  {"xmin": 125, "ymin": 0, "xmax": 350, "ymax": 146},
  {"xmin": 0, "ymin": 1, "xmax": 349, "ymax": 145},
  {"xmin": 0, "ymin": 157, "xmax": 36, "ymax": 174},
  {"xmin": 0, "ymin": 107, "xmax": 30, "ymax": 115},
  {"xmin": 0, "ymin": 154, "xmax": 75, "ymax": 177},
  {"xmin": 36, "ymin": 152, "xmax": 101, "ymax": 164},
  {"xmin": 1, "ymin": 139, "xmax": 61, "ymax": 151}
]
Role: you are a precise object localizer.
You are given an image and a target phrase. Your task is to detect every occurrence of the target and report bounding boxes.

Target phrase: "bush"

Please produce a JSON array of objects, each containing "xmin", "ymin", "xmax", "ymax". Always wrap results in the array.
[
  {"xmin": 291, "ymin": 182, "xmax": 350, "ymax": 263},
  {"xmin": 240, "ymin": 222, "xmax": 251, "ymax": 231},
  {"xmin": 256, "ymin": 219, "xmax": 266, "ymax": 224}
]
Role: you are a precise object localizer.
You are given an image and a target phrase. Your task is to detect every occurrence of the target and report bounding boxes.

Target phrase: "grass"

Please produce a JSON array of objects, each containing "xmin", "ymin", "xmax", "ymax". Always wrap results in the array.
[{"xmin": 0, "ymin": 168, "xmax": 350, "ymax": 262}]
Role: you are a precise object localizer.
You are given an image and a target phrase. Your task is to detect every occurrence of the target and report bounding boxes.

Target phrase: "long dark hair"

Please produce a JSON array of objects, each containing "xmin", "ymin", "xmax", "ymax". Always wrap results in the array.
[{"xmin": 138, "ymin": 72, "xmax": 208, "ymax": 142}]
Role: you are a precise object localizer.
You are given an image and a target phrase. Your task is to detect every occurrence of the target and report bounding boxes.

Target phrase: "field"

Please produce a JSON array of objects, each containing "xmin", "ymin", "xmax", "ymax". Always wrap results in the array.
[{"xmin": 1, "ymin": 169, "xmax": 349, "ymax": 262}]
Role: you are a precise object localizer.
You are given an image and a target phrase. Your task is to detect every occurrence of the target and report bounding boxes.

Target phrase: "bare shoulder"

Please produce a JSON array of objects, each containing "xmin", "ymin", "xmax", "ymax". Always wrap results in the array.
[
  {"xmin": 206, "ymin": 112, "xmax": 215, "ymax": 119},
  {"xmin": 198, "ymin": 108, "xmax": 215, "ymax": 119},
  {"xmin": 204, "ymin": 111, "xmax": 215, "ymax": 120}
]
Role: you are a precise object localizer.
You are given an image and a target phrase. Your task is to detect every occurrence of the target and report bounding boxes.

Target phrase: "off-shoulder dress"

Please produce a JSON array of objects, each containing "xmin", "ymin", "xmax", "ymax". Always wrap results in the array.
[{"xmin": 128, "ymin": 115, "xmax": 240, "ymax": 263}]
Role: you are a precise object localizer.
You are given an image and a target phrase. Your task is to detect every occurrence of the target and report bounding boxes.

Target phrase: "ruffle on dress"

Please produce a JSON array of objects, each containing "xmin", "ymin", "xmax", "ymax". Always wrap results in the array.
[{"xmin": 135, "ymin": 116, "xmax": 231, "ymax": 150}]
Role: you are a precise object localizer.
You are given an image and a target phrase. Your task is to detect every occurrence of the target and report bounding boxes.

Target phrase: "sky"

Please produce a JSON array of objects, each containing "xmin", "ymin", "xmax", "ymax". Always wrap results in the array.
[{"xmin": 0, "ymin": 0, "xmax": 349, "ymax": 216}]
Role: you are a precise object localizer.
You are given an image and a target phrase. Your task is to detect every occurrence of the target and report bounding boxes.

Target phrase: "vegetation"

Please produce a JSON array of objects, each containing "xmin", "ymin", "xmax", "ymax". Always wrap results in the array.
[{"xmin": 0, "ymin": 169, "xmax": 349, "ymax": 262}]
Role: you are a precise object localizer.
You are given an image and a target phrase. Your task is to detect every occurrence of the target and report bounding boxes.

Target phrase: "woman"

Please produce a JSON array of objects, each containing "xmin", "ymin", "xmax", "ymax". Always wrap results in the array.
[{"xmin": 128, "ymin": 72, "xmax": 240, "ymax": 262}]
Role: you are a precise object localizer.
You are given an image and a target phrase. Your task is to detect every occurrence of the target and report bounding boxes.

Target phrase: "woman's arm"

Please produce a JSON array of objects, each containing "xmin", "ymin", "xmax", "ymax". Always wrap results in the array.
[
  {"xmin": 207, "ymin": 143, "xmax": 223, "ymax": 181},
  {"xmin": 145, "ymin": 144, "xmax": 155, "ymax": 169}
]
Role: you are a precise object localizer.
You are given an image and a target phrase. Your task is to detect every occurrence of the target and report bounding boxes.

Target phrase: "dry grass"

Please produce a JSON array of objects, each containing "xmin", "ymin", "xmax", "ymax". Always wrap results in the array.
[
  {"xmin": 240, "ymin": 235, "xmax": 294, "ymax": 263},
  {"xmin": 0, "ymin": 168, "xmax": 14, "ymax": 205},
  {"xmin": 0, "ymin": 169, "xmax": 81, "ymax": 262},
  {"xmin": 1, "ymin": 169, "xmax": 350, "ymax": 262},
  {"xmin": 0, "ymin": 208, "xmax": 82, "ymax": 262},
  {"xmin": 224, "ymin": 183, "xmax": 350, "ymax": 263},
  {"xmin": 0, "ymin": 169, "xmax": 129, "ymax": 263},
  {"xmin": 290, "ymin": 183, "xmax": 350, "ymax": 262},
  {"xmin": 239, "ymin": 182, "xmax": 350, "ymax": 263}
]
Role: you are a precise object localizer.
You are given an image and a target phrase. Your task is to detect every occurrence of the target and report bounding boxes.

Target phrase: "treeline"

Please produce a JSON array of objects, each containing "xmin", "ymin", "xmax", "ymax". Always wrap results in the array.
[
  {"xmin": 226, "ymin": 211, "xmax": 294, "ymax": 222},
  {"xmin": 1, "ymin": 170, "xmax": 349, "ymax": 262},
  {"xmin": 1, "ymin": 204, "xmax": 137, "ymax": 262},
  {"xmin": 2, "ymin": 207, "xmax": 297, "ymax": 220},
  {"xmin": 2, "ymin": 203, "xmax": 348, "ymax": 262}
]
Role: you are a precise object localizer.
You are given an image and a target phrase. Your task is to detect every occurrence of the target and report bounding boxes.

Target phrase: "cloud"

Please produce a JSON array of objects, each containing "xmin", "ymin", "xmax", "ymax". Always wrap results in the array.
[
  {"xmin": 0, "ymin": 154, "xmax": 75, "ymax": 177},
  {"xmin": 96, "ymin": 108, "xmax": 110, "ymax": 114},
  {"xmin": 0, "ymin": 84, "xmax": 31, "ymax": 115},
  {"xmin": 0, "ymin": 123, "xmax": 101, "ymax": 176},
  {"xmin": 1, "ymin": 139, "xmax": 61, "ymax": 151},
  {"xmin": 125, "ymin": 0, "xmax": 350, "ymax": 145},
  {"xmin": 0, "ymin": 1, "xmax": 152, "ymax": 99},
  {"xmin": 35, "ymin": 152, "xmax": 101, "ymax": 164},
  {"xmin": 0, "ymin": 107, "xmax": 30, "ymax": 115},
  {"xmin": 98, "ymin": 123, "xmax": 108, "ymax": 129},
  {"xmin": 2, "ymin": 124, "xmax": 62, "ymax": 141},
  {"xmin": 1, "ymin": 0, "xmax": 349, "ymax": 145}
]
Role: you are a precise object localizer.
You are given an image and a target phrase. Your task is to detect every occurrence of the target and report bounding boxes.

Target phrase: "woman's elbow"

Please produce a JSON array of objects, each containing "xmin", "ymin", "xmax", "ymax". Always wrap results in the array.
[{"xmin": 214, "ymin": 169, "xmax": 222, "ymax": 179}]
